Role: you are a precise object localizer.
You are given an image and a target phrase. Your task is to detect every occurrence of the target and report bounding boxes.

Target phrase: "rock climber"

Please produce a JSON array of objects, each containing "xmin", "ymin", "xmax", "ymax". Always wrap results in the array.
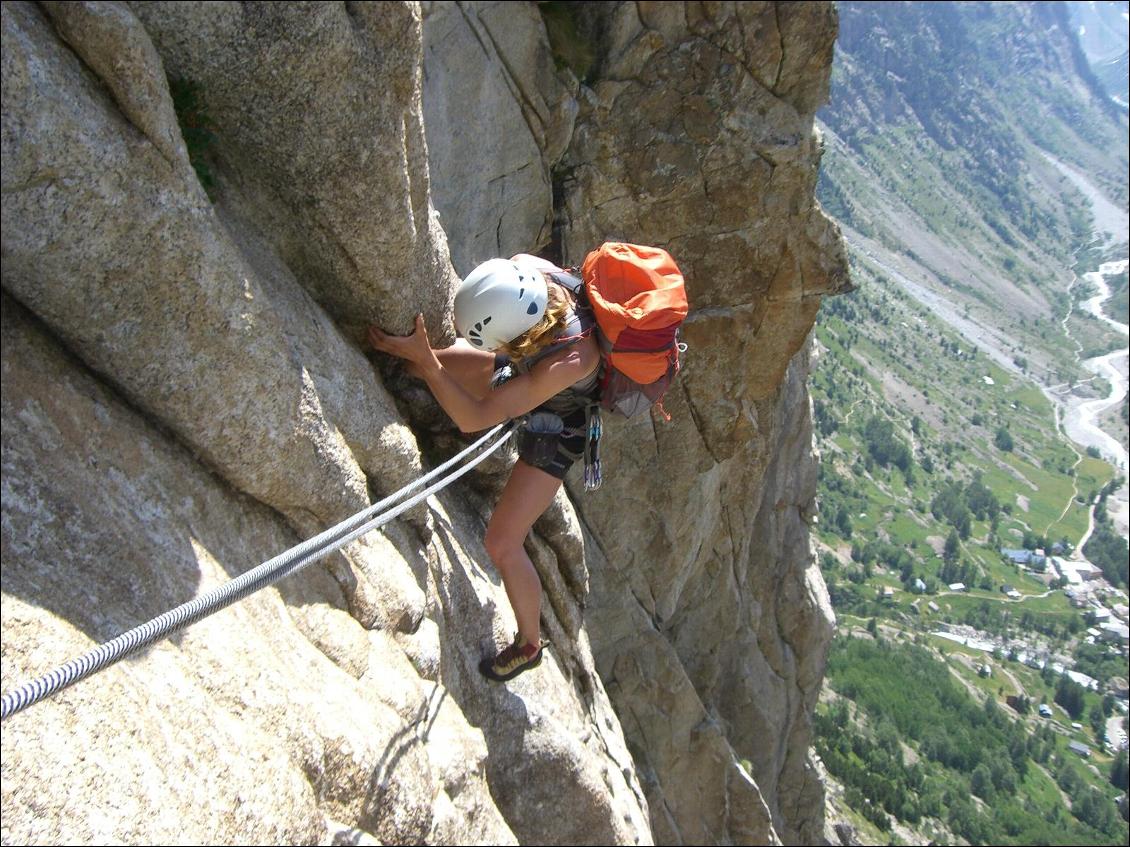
[{"xmin": 368, "ymin": 254, "xmax": 600, "ymax": 682}]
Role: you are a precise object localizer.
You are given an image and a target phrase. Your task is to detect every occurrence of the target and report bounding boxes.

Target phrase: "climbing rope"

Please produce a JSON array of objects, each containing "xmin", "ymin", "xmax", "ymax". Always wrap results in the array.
[{"xmin": 1, "ymin": 423, "xmax": 514, "ymax": 721}]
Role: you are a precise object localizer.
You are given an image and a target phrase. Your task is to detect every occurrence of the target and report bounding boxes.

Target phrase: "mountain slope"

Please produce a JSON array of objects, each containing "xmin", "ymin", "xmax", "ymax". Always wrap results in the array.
[
  {"xmin": 1068, "ymin": 0, "xmax": 1130, "ymax": 108},
  {"xmin": 819, "ymin": 1, "xmax": 1127, "ymax": 385}
]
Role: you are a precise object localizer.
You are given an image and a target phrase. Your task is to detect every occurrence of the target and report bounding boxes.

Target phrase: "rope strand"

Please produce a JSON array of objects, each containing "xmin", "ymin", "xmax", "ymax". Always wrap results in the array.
[{"xmin": 1, "ymin": 424, "xmax": 514, "ymax": 721}]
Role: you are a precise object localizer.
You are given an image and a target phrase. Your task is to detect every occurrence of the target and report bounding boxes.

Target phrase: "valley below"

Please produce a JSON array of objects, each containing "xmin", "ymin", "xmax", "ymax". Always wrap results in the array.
[
  {"xmin": 811, "ymin": 3, "xmax": 1129, "ymax": 844},
  {"xmin": 842, "ymin": 165, "xmax": 1129, "ymax": 545}
]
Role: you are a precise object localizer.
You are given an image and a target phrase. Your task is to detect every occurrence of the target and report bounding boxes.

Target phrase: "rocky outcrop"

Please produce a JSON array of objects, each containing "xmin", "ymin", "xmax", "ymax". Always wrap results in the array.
[
  {"xmin": 2, "ymin": 1, "xmax": 847, "ymax": 844},
  {"xmin": 1, "ymin": 295, "xmax": 510, "ymax": 845},
  {"xmin": 425, "ymin": 3, "xmax": 846, "ymax": 842}
]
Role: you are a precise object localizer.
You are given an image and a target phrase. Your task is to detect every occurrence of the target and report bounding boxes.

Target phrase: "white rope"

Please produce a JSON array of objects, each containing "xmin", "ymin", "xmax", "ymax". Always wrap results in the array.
[{"xmin": 1, "ymin": 424, "xmax": 514, "ymax": 720}]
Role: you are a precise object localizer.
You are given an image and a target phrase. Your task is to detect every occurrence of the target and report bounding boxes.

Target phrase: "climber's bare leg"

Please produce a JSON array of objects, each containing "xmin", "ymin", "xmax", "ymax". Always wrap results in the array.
[{"xmin": 483, "ymin": 460, "xmax": 560, "ymax": 646}]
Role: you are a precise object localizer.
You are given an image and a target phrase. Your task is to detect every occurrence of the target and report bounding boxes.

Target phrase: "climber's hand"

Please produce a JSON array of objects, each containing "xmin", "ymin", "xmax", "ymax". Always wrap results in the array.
[{"xmin": 368, "ymin": 314, "xmax": 437, "ymax": 371}]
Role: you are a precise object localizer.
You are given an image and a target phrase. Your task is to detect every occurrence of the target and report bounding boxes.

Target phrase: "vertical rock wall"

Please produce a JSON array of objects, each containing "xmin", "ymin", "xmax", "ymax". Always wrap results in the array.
[
  {"xmin": 420, "ymin": 1, "xmax": 577, "ymax": 274},
  {"xmin": 2, "ymin": 3, "xmax": 647, "ymax": 843},
  {"xmin": 2, "ymin": 1, "xmax": 847, "ymax": 844},
  {"xmin": 423, "ymin": 3, "xmax": 849, "ymax": 843}
]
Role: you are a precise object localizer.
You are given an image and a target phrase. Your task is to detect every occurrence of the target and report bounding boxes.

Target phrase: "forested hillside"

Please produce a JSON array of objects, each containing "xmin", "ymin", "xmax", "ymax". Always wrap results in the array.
[{"xmin": 819, "ymin": 2, "xmax": 1127, "ymax": 379}]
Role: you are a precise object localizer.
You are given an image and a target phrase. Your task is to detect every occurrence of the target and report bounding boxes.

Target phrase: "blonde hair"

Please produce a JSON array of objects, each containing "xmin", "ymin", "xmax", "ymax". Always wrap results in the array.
[{"xmin": 498, "ymin": 279, "xmax": 571, "ymax": 363}]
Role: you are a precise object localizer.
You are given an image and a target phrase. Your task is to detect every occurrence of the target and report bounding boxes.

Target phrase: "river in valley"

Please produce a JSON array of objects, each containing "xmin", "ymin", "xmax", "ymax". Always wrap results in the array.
[
  {"xmin": 1046, "ymin": 157, "xmax": 1129, "ymax": 540},
  {"xmin": 1058, "ymin": 258, "xmax": 1129, "ymax": 542},
  {"xmin": 845, "ymin": 160, "xmax": 1129, "ymax": 544}
]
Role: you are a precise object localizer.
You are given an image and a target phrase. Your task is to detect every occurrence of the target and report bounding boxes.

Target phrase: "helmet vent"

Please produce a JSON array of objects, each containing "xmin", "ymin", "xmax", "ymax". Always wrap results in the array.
[{"xmin": 527, "ymin": 302, "xmax": 539, "ymax": 315}]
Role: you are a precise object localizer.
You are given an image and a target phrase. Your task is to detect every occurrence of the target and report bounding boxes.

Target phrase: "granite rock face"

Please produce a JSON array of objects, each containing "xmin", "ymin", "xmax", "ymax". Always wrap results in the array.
[
  {"xmin": 420, "ymin": 0, "xmax": 577, "ymax": 274},
  {"xmin": 131, "ymin": 0, "xmax": 459, "ymax": 339},
  {"xmin": 2, "ymin": 2, "xmax": 846, "ymax": 844}
]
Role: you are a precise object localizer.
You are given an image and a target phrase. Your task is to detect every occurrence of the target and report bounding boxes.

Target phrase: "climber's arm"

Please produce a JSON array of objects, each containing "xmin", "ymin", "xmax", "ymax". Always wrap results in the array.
[{"xmin": 368, "ymin": 315, "xmax": 593, "ymax": 433}]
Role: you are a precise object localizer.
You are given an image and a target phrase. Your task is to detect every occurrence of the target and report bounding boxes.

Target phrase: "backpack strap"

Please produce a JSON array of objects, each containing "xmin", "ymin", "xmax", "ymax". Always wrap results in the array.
[{"xmin": 513, "ymin": 272, "xmax": 596, "ymax": 374}]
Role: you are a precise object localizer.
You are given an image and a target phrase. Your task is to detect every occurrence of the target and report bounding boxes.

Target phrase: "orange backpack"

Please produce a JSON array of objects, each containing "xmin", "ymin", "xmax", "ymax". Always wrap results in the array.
[{"xmin": 581, "ymin": 242, "xmax": 689, "ymax": 419}]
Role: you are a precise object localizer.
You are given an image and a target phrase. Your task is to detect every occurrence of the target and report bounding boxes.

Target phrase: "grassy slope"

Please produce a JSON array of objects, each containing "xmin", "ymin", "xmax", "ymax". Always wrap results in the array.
[
  {"xmin": 811, "ymin": 256, "xmax": 1129, "ymax": 841},
  {"xmin": 813, "ymin": 259, "xmax": 1113, "ymax": 549},
  {"xmin": 1103, "ymin": 267, "xmax": 1130, "ymax": 325},
  {"xmin": 815, "ymin": 631, "xmax": 1127, "ymax": 845}
]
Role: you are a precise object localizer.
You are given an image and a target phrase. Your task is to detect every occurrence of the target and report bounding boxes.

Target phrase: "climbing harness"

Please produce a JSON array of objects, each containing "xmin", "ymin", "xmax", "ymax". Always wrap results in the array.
[{"xmin": 0, "ymin": 423, "xmax": 514, "ymax": 721}]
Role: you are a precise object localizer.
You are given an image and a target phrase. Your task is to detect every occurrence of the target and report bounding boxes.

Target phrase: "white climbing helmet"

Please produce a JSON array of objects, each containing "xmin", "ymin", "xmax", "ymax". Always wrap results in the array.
[{"xmin": 454, "ymin": 257, "xmax": 549, "ymax": 350}]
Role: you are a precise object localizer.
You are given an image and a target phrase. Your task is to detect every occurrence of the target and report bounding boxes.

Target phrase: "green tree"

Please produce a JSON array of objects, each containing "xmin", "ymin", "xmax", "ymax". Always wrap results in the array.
[
  {"xmin": 965, "ymin": 473, "xmax": 1000, "ymax": 521},
  {"xmin": 971, "ymin": 762, "xmax": 995, "ymax": 800},
  {"xmin": 1111, "ymin": 749, "xmax": 1129, "ymax": 791},
  {"xmin": 1083, "ymin": 522, "xmax": 1130, "ymax": 588},
  {"xmin": 994, "ymin": 426, "xmax": 1014, "ymax": 452},
  {"xmin": 944, "ymin": 528, "xmax": 961, "ymax": 563},
  {"xmin": 989, "ymin": 756, "xmax": 1018, "ymax": 796},
  {"xmin": 862, "ymin": 415, "xmax": 914, "ymax": 473},
  {"xmin": 1090, "ymin": 703, "xmax": 1107, "ymax": 741},
  {"xmin": 1055, "ymin": 675, "xmax": 1086, "ymax": 720}
]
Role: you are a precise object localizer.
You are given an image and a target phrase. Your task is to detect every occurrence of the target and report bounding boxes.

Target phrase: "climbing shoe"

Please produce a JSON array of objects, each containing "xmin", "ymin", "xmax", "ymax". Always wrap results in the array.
[{"xmin": 478, "ymin": 633, "xmax": 543, "ymax": 682}]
